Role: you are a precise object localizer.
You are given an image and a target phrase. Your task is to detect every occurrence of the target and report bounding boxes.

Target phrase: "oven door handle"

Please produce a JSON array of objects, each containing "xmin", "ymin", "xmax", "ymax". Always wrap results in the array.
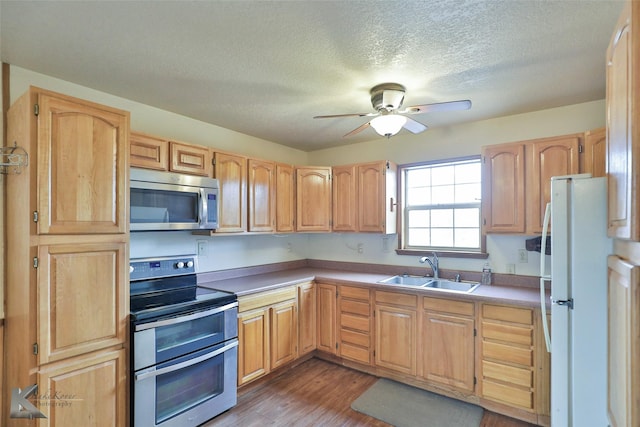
[
  {"xmin": 135, "ymin": 339, "xmax": 238, "ymax": 382},
  {"xmin": 134, "ymin": 301, "xmax": 238, "ymax": 331}
]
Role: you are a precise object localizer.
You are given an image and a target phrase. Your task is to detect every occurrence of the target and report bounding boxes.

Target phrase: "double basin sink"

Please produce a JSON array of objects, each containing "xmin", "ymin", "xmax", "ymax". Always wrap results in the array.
[{"xmin": 378, "ymin": 274, "xmax": 480, "ymax": 293}]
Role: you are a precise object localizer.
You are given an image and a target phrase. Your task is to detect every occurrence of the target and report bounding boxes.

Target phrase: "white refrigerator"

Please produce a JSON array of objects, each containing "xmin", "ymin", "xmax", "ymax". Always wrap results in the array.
[{"xmin": 539, "ymin": 174, "xmax": 612, "ymax": 427}]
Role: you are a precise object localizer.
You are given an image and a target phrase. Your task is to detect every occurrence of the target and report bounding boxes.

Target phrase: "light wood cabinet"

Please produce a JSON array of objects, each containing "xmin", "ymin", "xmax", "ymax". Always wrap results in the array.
[
  {"xmin": 237, "ymin": 286, "xmax": 297, "ymax": 386},
  {"xmin": 295, "ymin": 166, "xmax": 332, "ymax": 232},
  {"xmin": 169, "ymin": 140, "xmax": 212, "ymax": 176},
  {"xmin": 248, "ymin": 158, "xmax": 276, "ymax": 232},
  {"xmin": 337, "ymin": 286, "xmax": 372, "ymax": 365},
  {"xmin": 582, "ymin": 127, "xmax": 606, "ymax": 178},
  {"xmin": 130, "ymin": 131, "xmax": 168, "ymax": 170},
  {"xmin": 482, "ymin": 143, "xmax": 526, "ymax": 233},
  {"xmin": 420, "ymin": 297, "xmax": 475, "ymax": 392},
  {"xmin": 297, "ymin": 282, "xmax": 316, "ymax": 356},
  {"xmin": 213, "ymin": 150, "xmax": 248, "ymax": 232},
  {"xmin": 4, "ymin": 88, "xmax": 129, "ymax": 427},
  {"xmin": 374, "ymin": 291, "xmax": 417, "ymax": 376},
  {"xmin": 316, "ymin": 283, "xmax": 337, "ymax": 354},
  {"xmin": 357, "ymin": 161, "xmax": 397, "ymax": 233},
  {"xmin": 332, "ymin": 164, "xmax": 358, "ymax": 232},
  {"xmin": 276, "ymin": 163, "xmax": 296, "ymax": 232},
  {"xmin": 607, "ymin": 254, "xmax": 640, "ymax": 427}
]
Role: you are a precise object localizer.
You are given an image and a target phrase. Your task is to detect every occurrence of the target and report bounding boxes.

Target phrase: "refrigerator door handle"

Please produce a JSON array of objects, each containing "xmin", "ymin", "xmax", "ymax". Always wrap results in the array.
[{"xmin": 540, "ymin": 202, "xmax": 552, "ymax": 353}]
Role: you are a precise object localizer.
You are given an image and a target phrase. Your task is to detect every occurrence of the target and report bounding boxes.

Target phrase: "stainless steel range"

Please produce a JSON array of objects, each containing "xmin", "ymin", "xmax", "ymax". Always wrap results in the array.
[{"xmin": 130, "ymin": 255, "xmax": 238, "ymax": 427}]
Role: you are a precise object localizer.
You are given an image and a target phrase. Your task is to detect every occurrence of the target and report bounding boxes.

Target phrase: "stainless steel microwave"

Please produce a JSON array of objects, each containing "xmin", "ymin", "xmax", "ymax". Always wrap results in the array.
[{"xmin": 130, "ymin": 168, "xmax": 219, "ymax": 231}]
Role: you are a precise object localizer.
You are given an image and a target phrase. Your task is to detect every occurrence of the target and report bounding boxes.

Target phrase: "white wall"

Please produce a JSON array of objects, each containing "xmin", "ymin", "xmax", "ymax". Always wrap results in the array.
[{"xmin": 8, "ymin": 65, "xmax": 605, "ymax": 276}]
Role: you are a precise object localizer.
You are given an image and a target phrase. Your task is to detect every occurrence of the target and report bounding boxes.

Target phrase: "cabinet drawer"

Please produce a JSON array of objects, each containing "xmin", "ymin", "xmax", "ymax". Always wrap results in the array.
[
  {"xmin": 483, "ymin": 341, "xmax": 533, "ymax": 367},
  {"xmin": 482, "ymin": 304, "xmax": 533, "ymax": 325},
  {"xmin": 482, "ymin": 360, "xmax": 533, "ymax": 388},
  {"xmin": 340, "ymin": 342, "xmax": 370, "ymax": 364},
  {"xmin": 239, "ymin": 287, "xmax": 296, "ymax": 312},
  {"xmin": 482, "ymin": 321, "xmax": 533, "ymax": 346},
  {"xmin": 341, "ymin": 299, "xmax": 369, "ymax": 316},
  {"xmin": 483, "ymin": 379, "xmax": 534, "ymax": 410},
  {"xmin": 375, "ymin": 291, "xmax": 418, "ymax": 308},
  {"xmin": 340, "ymin": 312, "xmax": 370, "ymax": 332},
  {"xmin": 341, "ymin": 286, "xmax": 370, "ymax": 301},
  {"xmin": 423, "ymin": 297, "xmax": 474, "ymax": 316},
  {"xmin": 340, "ymin": 329, "xmax": 370, "ymax": 348}
]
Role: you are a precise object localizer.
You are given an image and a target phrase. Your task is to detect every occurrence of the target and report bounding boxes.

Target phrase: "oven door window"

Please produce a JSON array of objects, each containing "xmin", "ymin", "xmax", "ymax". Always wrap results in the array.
[
  {"xmin": 155, "ymin": 344, "xmax": 226, "ymax": 424},
  {"xmin": 155, "ymin": 310, "xmax": 225, "ymax": 364},
  {"xmin": 131, "ymin": 187, "xmax": 198, "ymax": 224}
]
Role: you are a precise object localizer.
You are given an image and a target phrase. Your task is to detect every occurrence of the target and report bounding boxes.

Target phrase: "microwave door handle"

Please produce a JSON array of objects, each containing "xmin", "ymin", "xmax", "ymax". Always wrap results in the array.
[
  {"xmin": 198, "ymin": 188, "xmax": 206, "ymax": 227},
  {"xmin": 134, "ymin": 340, "xmax": 238, "ymax": 382}
]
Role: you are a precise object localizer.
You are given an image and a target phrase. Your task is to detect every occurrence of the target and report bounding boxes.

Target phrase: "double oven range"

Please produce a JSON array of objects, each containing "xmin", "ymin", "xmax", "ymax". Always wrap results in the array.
[{"xmin": 130, "ymin": 255, "xmax": 238, "ymax": 427}]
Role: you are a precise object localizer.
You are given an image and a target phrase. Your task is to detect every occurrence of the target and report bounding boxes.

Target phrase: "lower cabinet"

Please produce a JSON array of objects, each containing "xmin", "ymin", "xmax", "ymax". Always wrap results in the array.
[
  {"xmin": 420, "ymin": 297, "xmax": 475, "ymax": 392},
  {"xmin": 374, "ymin": 291, "xmax": 418, "ymax": 376},
  {"xmin": 298, "ymin": 282, "xmax": 317, "ymax": 356},
  {"xmin": 316, "ymin": 283, "xmax": 337, "ymax": 354},
  {"xmin": 237, "ymin": 286, "xmax": 297, "ymax": 386}
]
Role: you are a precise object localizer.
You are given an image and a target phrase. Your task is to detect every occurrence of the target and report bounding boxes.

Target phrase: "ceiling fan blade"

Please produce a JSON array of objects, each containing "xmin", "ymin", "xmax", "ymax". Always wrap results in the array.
[
  {"xmin": 403, "ymin": 117, "xmax": 428, "ymax": 134},
  {"xmin": 344, "ymin": 122, "xmax": 371, "ymax": 137},
  {"xmin": 400, "ymin": 100, "xmax": 472, "ymax": 115},
  {"xmin": 314, "ymin": 112, "xmax": 378, "ymax": 119}
]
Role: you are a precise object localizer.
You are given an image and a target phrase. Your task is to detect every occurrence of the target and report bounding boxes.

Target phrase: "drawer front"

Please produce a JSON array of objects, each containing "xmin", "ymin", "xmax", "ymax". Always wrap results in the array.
[
  {"xmin": 482, "ymin": 321, "xmax": 533, "ymax": 346},
  {"xmin": 483, "ymin": 341, "xmax": 533, "ymax": 367},
  {"xmin": 423, "ymin": 297, "xmax": 474, "ymax": 316},
  {"xmin": 482, "ymin": 304, "xmax": 533, "ymax": 325},
  {"xmin": 340, "ymin": 342, "xmax": 370, "ymax": 364},
  {"xmin": 340, "ymin": 329, "xmax": 370, "ymax": 348},
  {"xmin": 482, "ymin": 360, "xmax": 533, "ymax": 388},
  {"xmin": 341, "ymin": 299, "xmax": 370, "ymax": 316},
  {"xmin": 340, "ymin": 312, "xmax": 370, "ymax": 332},
  {"xmin": 375, "ymin": 291, "xmax": 418, "ymax": 308},
  {"xmin": 341, "ymin": 286, "xmax": 369, "ymax": 301},
  {"xmin": 483, "ymin": 379, "xmax": 534, "ymax": 410},
  {"xmin": 239, "ymin": 287, "xmax": 297, "ymax": 312}
]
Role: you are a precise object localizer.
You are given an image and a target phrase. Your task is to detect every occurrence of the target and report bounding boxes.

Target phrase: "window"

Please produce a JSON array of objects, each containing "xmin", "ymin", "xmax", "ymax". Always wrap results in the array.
[{"xmin": 400, "ymin": 157, "xmax": 482, "ymax": 253}]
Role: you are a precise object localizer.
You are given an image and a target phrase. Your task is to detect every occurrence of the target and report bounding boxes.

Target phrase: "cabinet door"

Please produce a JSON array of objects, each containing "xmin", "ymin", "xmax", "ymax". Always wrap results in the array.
[
  {"xmin": 248, "ymin": 159, "xmax": 276, "ymax": 232},
  {"xmin": 238, "ymin": 307, "xmax": 270, "ymax": 385},
  {"xmin": 298, "ymin": 282, "xmax": 317, "ymax": 356},
  {"xmin": 316, "ymin": 283, "xmax": 336, "ymax": 354},
  {"xmin": 607, "ymin": 255, "xmax": 640, "ymax": 427},
  {"xmin": 358, "ymin": 161, "xmax": 396, "ymax": 233},
  {"xmin": 37, "ymin": 240, "xmax": 128, "ymax": 364},
  {"xmin": 213, "ymin": 151, "xmax": 247, "ymax": 232},
  {"xmin": 130, "ymin": 131, "xmax": 168, "ymax": 171},
  {"xmin": 270, "ymin": 300, "xmax": 297, "ymax": 369},
  {"xmin": 607, "ymin": 1, "xmax": 640, "ymax": 240},
  {"xmin": 332, "ymin": 164, "xmax": 358, "ymax": 232},
  {"xmin": 37, "ymin": 349, "xmax": 126, "ymax": 427},
  {"xmin": 276, "ymin": 163, "xmax": 296, "ymax": 232},
  {"xmin": 169, "ymin": 140, "xmax": 212, "ymax": 176},
  {"xmin": 37, "ymin": 93, "xmax": 128, "ymax": 235},
  {"xmin": 296, "ymin": 167, "xmax": 332, "ymax": 232},
  {"xmin": 526, "ymin": 136, "xmax": 580, "ymax": 234},
  {"xmin": 482, "ymin": 144, "xmax": 526, "ymax": 233},
  {"xmin": 374, "ymin": 304, "xmax": 416, "ymax": 375},
  {"xmin": 582, "ymin": 127, "xmax": 606, "ymax": 177}
]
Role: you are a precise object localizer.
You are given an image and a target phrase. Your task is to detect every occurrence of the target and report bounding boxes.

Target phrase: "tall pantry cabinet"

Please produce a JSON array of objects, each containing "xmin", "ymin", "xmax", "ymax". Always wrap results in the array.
[
  {"xmin": 4, "ymin": 87, "xmax": 129, "ymax": 426},
  {"xmin": 606, "ymin": 1, "xmax": 640, "ymax": 426}
]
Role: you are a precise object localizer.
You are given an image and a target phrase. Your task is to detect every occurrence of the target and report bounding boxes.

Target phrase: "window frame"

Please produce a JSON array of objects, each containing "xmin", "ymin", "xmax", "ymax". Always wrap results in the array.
[{"xmin": 396, "ymin": 155, "xmax": 487, "ymax": 259}]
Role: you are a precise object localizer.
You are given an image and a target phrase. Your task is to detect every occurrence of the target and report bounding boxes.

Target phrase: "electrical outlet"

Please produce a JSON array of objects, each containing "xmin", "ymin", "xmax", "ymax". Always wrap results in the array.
[
  {"xmin": 506, "ymin": 264, "xmax": 516, "ymax": 274},
  {"xmin": 357, "ymin": 243, "xmax": 363, "ymax": 254},
  {"xmin": 287, "ymin": 242, "xmax": 292, "ymax": 252},
  {"xmin": 197, "ymin": 240, "xmax": 208, "ymax": 257},
  {"xmin": 518, "ymin": 249, "xmax": 528, "ymax": 263}
]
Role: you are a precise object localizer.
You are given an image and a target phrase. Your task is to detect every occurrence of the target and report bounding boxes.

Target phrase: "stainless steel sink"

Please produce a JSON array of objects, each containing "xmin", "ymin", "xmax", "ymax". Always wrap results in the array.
[
  {"xmin": 377, "ymin": 275, "xmax": 432, "ymax": 286},
  {"xmin": 423, "ymin": 279, "xmax": 480, "ymax": 293}
]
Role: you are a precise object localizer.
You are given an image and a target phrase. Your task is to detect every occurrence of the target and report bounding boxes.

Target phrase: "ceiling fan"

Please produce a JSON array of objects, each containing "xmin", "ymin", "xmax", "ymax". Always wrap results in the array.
[{"xmin": 313, "ymin": 83, "xmax": 472, "ymax": 138}]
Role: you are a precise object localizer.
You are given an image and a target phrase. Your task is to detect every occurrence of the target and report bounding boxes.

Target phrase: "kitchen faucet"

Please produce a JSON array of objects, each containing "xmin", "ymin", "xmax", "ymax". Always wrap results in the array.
[{"xmin": 419, "ymin": 252, "xmax": 439, "ymax": 279}]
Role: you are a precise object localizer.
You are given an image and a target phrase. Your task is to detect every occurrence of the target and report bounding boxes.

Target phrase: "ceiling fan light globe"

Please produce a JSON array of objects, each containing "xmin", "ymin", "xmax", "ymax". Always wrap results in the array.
[{"xmin": 370, "ymin": 115, "xmax": 407, "ymax": 137}]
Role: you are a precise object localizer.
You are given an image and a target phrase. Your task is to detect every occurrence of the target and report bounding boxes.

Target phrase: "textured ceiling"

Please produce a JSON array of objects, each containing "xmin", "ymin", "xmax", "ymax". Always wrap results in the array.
[{"xmin": 0, "ymin": 1, "xmax": 624, "ymax": 151}]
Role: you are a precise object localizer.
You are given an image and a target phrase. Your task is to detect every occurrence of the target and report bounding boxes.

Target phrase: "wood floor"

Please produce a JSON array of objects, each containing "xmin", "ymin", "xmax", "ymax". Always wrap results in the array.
[{"xmin": 205, "ymin": 358, "xmax": 537, "ymax": 426}]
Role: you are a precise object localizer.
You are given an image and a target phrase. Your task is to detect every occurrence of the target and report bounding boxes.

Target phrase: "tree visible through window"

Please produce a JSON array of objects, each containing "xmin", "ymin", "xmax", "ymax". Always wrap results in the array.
[{"xmin": 401, "ymin": 157, "xmax": 482, "ymax": 252}]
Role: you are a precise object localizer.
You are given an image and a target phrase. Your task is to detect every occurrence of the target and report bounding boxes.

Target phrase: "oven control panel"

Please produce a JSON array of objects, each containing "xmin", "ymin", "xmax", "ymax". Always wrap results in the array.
[{"xmin": 130, "ymin": 255, "xmax": 197, "ymax": 281}]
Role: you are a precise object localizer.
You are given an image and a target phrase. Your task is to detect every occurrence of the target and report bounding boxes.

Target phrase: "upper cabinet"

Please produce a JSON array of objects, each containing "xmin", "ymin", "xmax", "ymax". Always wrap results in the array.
[
  {"xmin": 248, "ymin": 158, "xmax": 276, "ymax": 232},
  {"xmin": 332, "ymin": 164, "xmax": 358, "ymax": 232},
  {"xmin": 130, "ymin": 131, "xmax": 169, "ymax": 171},
  {"xmin": 170, "ymin": 140, "xmax": 212, "ymax": 176},
  {"xmin": 276, "ymin": 163, "xmax": 296, "ymax": 232},
  {"xmin": 213, "ymin": 150, "xmax": 248, "ymax": 233},
  {"xmin": 296, "ymin": 166, "xmax": 332, "ymax": 232},
  {"xmin": 582, "ymin": 127, "xmax": 606, "ymax": 178}
]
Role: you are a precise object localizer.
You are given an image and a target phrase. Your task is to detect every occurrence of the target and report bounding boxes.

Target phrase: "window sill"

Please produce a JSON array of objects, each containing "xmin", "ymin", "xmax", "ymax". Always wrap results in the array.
[{"xmin": 395, "ymin": 249, "xmax": 489, "ymax": 259}]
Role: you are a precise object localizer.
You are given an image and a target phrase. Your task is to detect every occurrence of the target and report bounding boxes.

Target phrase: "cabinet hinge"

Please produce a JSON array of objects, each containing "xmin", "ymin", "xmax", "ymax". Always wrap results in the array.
[
  {"xmin": 386, "ymin": 160, "xmax": 390, "ymax": 170},
  {"xmin": 33, "ymin": 257, "xmax": 39, "ymax": 269},
  {"xmin": 482, "ymin": 156, "xmax": 485, "ymax": 163},
  {"xmin": 212, "ymin": 157, "xmax": 216, "ymax": 166},
  {"xmin": 474, "ymin": 376, "xmax": 477, "ymax": 385},
  {"xmin": 474, "ymin": 328, "xmax": 477, "ymax": 337},
  {"xmin": 482, "ymin": 218, "xmax": 486, "ymax": 226},
  {"xmin": 335, "ymin": 342, "xmax": 338, "ymax": 350},
  {"xmin": 33, "ymin": 211, "xmax": 39, "ymax": 223},
  {"xmin": 33, "ymin": 343, "xmax": 38, "ymax": 355},
  {"xmin": 34, "ymin": 104, "xmax": 39, "ymax": 116},
  {"xmin": 578, "ymin": 144, "xmax": 584, "ymax": 153},
  {"xmin": 335, "ymin": 290, "xmax": 339, "ymax": 298}
]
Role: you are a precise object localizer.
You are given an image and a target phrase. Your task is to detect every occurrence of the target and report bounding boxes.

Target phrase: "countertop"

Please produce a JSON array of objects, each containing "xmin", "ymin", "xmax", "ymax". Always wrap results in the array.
[{"xmin": 199, "ymin": 267, "xmax": 549, "ymax": 308}]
